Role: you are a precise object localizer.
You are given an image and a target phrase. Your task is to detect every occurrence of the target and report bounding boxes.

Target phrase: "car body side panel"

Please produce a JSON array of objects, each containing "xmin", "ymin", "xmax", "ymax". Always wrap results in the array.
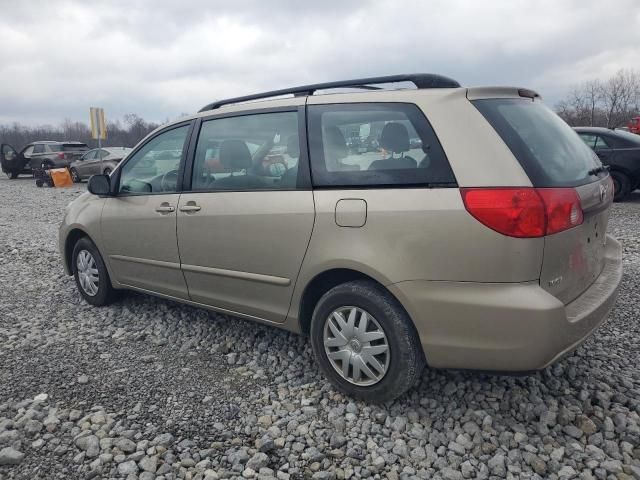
[
  {"xmin": 100, "ymin": 194, "xmax": 189, "ymax": 299},
  {"xmin": 177, "ymin": 190, "xmax": 315, "ymax": 323},
  {"xmin": 286, "ymin": 188, "xmax": 544, "ymax": 325},
  {"xmin": 59, "ymin": 192, "xmax": 112, "ymax": 277}
]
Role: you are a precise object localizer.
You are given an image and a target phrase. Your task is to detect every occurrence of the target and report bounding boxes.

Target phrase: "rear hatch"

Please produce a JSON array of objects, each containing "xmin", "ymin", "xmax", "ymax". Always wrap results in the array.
[
  {"xmin": 52, "ymin": 143, "xmax": 89, "ymax": 160},
  {"xmin": 473, "ymin": 96, "xmax": 613, "ymax": 304}
]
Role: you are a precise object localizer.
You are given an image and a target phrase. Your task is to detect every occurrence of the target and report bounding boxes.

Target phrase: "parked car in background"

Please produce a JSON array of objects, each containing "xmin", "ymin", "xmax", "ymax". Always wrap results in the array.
[
  {"xmin": 60, "ymin": 74, "xmax": 622, "ymax": 402},
  {"xmin": 69, "ymin": 147, "xmax": 132, "ymax": 182},
  {"xmin": 0, "ymin": 141, "xmax": 89, "ymax": 179},
  {"xmin": 627, "ymin": 116, "xmax": 640, "ymax": 135},
  {"xmin": 575, "ymin": 127, "xmax": 640, "ymax": 201}
]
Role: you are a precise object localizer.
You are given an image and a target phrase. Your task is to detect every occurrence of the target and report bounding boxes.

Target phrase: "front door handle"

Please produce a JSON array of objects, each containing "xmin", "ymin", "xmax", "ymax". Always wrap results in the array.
[
  {"xmin": 155, "ymin": 203, "xmax": 175, "ymax": 213},
  {"xmin": 180, "ymin": 202, "xmax": 201, "ymax": 213}
]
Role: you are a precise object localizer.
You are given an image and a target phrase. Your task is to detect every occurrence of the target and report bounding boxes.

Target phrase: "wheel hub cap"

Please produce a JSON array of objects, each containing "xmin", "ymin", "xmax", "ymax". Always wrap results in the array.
[
  {"xmin": 76, "ymin": 250, "xmax": 99, "ymax": 296},
  {"xmin": 323, "ymin": 306, "xmax": 390, "ymax": 386}
]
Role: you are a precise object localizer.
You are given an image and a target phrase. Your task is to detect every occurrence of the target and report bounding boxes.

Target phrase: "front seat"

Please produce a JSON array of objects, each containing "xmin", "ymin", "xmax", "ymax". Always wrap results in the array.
[
  {"xmin": 215, "ymin": 139, "xmax": 265, "ymax": 189},
  {"xmin": 369, "ymin": 123, "xmax": 417, "ymax": 170},
  {"xmin": 324, "ymin": 127, "xmax": 360, "ymax": 171}
]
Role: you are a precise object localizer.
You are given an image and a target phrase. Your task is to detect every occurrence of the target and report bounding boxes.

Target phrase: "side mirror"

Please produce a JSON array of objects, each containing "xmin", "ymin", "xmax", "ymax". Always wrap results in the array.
[{"xmin": 87, "ymin": 175, "xmax": 111, "ymax": 195}]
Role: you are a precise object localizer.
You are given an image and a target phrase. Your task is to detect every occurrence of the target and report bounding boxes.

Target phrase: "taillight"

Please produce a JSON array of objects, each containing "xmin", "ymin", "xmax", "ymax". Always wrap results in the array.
[
  {"xmin": 460, "ymin": 187, "xmax": 583, "ymax": 238},
  {"xmin": 57, "ymin": 152, "xmax": 65, "ymax": 160}
]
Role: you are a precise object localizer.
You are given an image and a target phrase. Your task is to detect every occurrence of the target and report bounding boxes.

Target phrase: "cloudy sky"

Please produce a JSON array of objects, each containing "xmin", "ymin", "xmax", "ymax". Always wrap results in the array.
[{"xmin": 1, "ymin": 0, "xmax": 639, "ymax": 126}]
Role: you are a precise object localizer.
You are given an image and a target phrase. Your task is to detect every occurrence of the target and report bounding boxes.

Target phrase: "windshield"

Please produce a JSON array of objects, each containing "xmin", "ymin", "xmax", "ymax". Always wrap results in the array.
[{"xmin": 473, "ymin": 98, "xmax": 601, "ymax": 187}]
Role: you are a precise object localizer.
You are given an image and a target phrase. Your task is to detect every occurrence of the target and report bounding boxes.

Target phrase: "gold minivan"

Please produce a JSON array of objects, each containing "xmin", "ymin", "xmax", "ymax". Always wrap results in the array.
[{"xmin": 59, "ymin": 74, "xmax": 622, "ymax": 402}]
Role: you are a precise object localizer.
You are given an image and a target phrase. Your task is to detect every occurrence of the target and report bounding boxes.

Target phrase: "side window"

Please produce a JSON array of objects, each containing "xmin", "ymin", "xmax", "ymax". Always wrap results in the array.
[
  {"xmin": 578, "ymin": 134, "xmax": 597, "ymax": 149},
  {"xmin": 83, "ymin": 151, "xmax": 97, "ymax": 161},
  {"xmin": 22, "ymin": 146, "xmax": 34, "ymax": 156},
  {"xmin": 308, "ymin": 103, "xmax": 455, "ymax": 187},
  {"xmin": 594, "ymin": 136, "xmax": 611, "ymax": 149},
  {"xmin": 118, "ymin": 125, "xmax": 190, "ymax": 194},
  {"xmin": 191, "ymin": 111, "xmax": 300, "ymax": 191},
  {"xmin": 98, "ymin": 149, "xmax": 110, "ymax": 158},
  {"xmin": 33, "ymin": 144, "xmax": 45, "ymax": 154}
]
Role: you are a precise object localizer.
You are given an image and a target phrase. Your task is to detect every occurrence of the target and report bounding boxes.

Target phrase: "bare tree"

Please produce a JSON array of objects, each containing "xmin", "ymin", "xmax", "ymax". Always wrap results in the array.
[
  {"xmin": 556, "ymin": 69, "xmax": 640, "ymax": 128},
  {"xmin": 600, "ymin": 70, "xmax": 640, "ymax": 128},
  {"xmin": 0, "ymin": 114, "xmax": 160, "ymax": 151}
]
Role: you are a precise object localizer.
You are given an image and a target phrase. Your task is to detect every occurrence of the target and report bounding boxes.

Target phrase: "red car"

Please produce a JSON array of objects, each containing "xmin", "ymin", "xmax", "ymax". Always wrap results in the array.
[{"xmin": 627, "ymin": 117, "xmax": 640, "ymax": 134}]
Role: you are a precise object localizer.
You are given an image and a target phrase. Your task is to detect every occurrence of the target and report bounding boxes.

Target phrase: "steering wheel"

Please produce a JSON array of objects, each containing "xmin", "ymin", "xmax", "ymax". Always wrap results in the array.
[{"xmin": 161, "ymin": 170, "xmax": 179, "ymax": 192}]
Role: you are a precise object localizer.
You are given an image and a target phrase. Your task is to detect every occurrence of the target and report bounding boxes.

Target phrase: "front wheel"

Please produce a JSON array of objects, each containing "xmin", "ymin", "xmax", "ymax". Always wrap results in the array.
[
  {"xmin": 72, "ymin": 237, "xmax": 117, "ymax": 306},
  {"xmin": 310, "ymin": 280, "xmax": 425, "ymax": 402},
  {"xmin": 5, "ymin": 171, "xmax": 18, "ymax": 179},
  {"xmin": 611, "ymin": 171, "xmax": 631, "ymax": 202}
]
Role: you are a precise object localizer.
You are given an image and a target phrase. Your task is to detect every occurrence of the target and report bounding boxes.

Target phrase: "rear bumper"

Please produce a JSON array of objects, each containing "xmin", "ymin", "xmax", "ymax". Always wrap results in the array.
[{"xmin": 388, "ymin": 235, "xmax": 623, "ymax": 371}]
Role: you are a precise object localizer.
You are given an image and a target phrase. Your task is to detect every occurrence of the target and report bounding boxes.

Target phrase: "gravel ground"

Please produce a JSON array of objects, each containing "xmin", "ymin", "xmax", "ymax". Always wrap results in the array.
[{"xmin": 0, "ymin": 176, "xmax": 638, "ymax": 480}]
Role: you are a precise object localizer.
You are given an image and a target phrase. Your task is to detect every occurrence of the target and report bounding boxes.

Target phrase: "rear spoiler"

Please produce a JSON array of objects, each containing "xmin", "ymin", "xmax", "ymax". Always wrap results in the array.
[{"xmin": 466, "ymin": 86, "xmax": 542, "ymax": 101}]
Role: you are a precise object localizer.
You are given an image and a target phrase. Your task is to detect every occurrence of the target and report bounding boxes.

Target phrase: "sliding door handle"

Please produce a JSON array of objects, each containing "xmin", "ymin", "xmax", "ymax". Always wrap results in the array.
[{"xmin": 180, "ymin": 203, "xmax": 201, "ymax": 213}]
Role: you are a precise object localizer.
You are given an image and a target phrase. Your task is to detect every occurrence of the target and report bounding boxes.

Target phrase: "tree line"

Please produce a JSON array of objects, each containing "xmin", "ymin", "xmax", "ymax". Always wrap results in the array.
[
  {"xmin": 0, "ymin": 114, "xmax": 160, "ymax": 151},
  {"xmin": 555, "ymin": 69, "xmax": 640, "ymax": 128},
  {"xmin": 2, "ymin": 70, "xmax": 638, "ymax": 150}
]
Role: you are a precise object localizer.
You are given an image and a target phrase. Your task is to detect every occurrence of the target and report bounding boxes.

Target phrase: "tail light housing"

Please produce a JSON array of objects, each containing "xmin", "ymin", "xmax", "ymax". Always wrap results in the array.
[
  {"xmin": 57, "ymin": 152, "xmax": 65, "ymax": 160},
  {"xmin": 460, "ymin": 187, "xmax": 583, "ymax": 238}
]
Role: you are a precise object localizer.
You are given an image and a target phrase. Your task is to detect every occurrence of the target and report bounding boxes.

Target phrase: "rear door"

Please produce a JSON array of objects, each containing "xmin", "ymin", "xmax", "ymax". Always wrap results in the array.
[
  {"xmin": 63, "ymin": 143, "xmax": 90, "ymax": 162},
  {"xmin": 177, "ymin": 106, "xmax": 314, "ymax": 323},
  {"xmin": 473, "ymin": 96, "xmax": 611, "ymax": 303}
]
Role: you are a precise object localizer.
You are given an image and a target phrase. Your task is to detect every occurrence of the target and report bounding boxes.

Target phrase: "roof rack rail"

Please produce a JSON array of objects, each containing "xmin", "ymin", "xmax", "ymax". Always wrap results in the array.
[{"xmin": 198, "ymin": 73, "xmax": 461, "ymax": 112}]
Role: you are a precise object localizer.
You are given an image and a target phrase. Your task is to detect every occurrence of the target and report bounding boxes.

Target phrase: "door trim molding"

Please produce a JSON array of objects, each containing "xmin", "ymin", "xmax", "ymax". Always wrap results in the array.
[
  {"xmin": 181, "ymin": 263, "xmax": 291, "ymax": 286},
  {"xmin": 109, "ymin": 254, "xmax": 181, "ymax": 270}
]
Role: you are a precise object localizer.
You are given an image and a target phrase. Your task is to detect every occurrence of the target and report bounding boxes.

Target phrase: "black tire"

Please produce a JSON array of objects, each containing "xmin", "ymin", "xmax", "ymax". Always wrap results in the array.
[
  {"xmin": 71, "ymin": 237, "xmax": 117, "ymax": 306},
  {"xmin": 310, "ymin": 280, "xmax": 425, "ymax": 403},
  {"xmin": 70, "ymin": 168, "xmax": 81, "ymax": 183},
  {"xmin": 5, "ymin": 171, "xmax": 18, "ymax": 179},
  {"xmin": 103, "ymin": 168, "xmax": 112, "ymax": 175},
  {"xmin": 611, "ymin": 171, "xmax": 631, "ymax": 202}
]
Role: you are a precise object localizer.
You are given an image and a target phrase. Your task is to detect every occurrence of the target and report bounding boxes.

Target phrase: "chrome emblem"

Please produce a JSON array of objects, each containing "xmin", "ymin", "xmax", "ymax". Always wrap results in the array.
[{"xmin": 599, "ymin": 184, "xmax": 607, "ymax": 202}]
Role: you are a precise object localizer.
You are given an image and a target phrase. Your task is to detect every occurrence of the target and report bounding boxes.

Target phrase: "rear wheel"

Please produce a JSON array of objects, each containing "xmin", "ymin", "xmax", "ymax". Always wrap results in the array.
[
  {"xmin": 70, "ymin": 168, "xmax": 81, "ymax": 183},
  {"xmin": 72, "ymin": 237, "xmax": 117, "ymax": 306},
  {"xmin": 611, "ymin": 171, "xmax": 631, "ymax": 202},
  {"xmin": 310, "ymin": 280, "xmax": 425, "ymax": 402}
]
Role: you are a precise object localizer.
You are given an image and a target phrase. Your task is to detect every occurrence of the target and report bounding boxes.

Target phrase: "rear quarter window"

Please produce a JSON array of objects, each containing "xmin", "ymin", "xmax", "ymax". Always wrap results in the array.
[
  {"xmin": 308, "ymin": 103, "xmax": 456, "ymax": 188},
  {"xmin": 473, "ymin": 99, "xmax": 600, "ymax": 187}
]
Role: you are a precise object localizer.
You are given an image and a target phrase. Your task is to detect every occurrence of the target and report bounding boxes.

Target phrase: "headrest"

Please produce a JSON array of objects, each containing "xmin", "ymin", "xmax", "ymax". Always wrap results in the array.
[
  {"xmin": 287, "ymin": 134, "xmax": 300, "ymax": 158},
  {"xmin": 324, "ymin": 126, "xmax": 347, "ymax": 159},
  {"xmin": 219, "ymin": 139, "xmax": 252, "ymax": 170},
  {"xmin": 379, "ymin": 122, "xmax": 410, "ymax": 153}
]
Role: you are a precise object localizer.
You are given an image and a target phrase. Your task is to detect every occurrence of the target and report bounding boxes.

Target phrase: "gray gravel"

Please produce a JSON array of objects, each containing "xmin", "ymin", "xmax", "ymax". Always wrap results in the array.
[{"xmin": 0, "ymin": 176, "xmax": 639, "ymax": 480}]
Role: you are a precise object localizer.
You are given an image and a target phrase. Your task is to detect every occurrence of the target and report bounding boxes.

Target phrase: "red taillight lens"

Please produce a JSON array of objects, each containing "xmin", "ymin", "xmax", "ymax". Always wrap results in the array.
[
  {"xmin": 536, "ymin": 188, "xmax": 584, "ymax": 235},
  {"xmin": 460, "ymin": 187, "xmax": 583, "ymax": 238},
  {"xmin": 57, "ymin": 152, "xmax": 65, "ymax": 160}
]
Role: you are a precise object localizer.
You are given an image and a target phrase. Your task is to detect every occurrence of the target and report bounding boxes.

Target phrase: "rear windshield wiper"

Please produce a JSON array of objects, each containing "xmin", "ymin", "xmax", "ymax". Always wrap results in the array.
[{"xmin": 588, "ymin": 165, "xmax": 610, "ymax": 176}]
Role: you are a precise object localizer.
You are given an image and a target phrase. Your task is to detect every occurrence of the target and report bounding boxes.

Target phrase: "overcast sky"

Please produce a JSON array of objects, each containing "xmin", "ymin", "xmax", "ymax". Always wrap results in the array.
[{"xmin": 1, "ymin": 0, "xmax": 639, "ymax": 126}]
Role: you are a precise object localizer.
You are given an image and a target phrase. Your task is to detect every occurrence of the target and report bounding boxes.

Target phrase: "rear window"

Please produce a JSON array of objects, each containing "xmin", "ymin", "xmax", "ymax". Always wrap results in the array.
[
  {"xmin": 611, "ymin": 129, "xmax": 640, "ymax": 147},
  {"xmin": 308, "ymin": 103, "xmax": 456, "ymax": 188},
  {"xmin": 473, "ymin": 99, "xmax": 600, "ymax": 187},
  {"xmin": 62, "ymin": 143, "xmax": 89, "ymax": 151}
]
